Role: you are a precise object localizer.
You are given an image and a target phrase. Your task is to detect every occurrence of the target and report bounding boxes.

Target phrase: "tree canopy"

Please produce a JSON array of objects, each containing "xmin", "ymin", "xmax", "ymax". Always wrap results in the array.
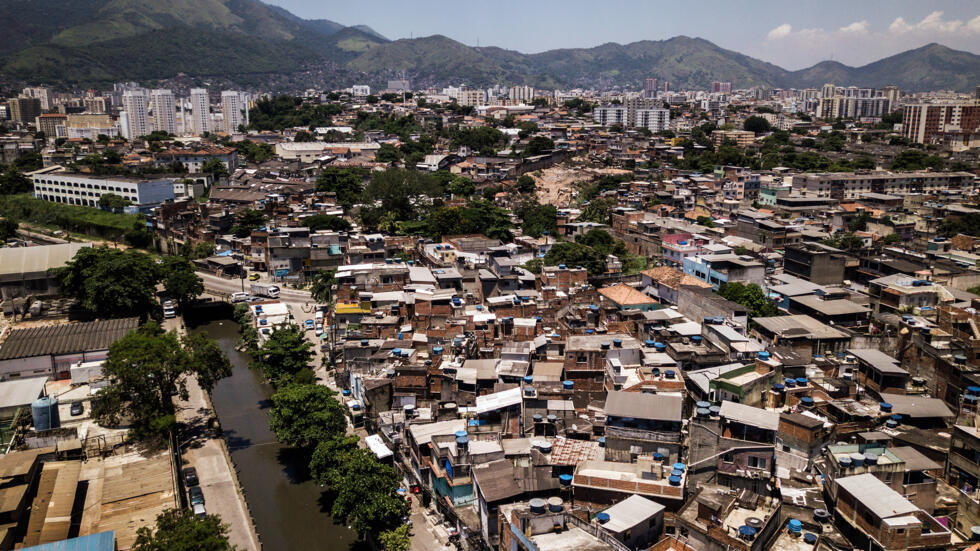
[
  {"xmin": 231, "ymin": 209, "xmax": 266, "ymax": 238},
  {"xmin": 98, "ymin": 193, "xmax": 131, "ymax": 211},
  {"xmin": 161, "ymin": 256, "xmax": 204, "ymax": 307},
  {"xmin": 56, "ymin": 246, "xmax": 162, "ymax": 320},
  {"xmin": 93, "ymin": 323, "xmax": 231, "ymax": 441},
  {"xmin": 542, "ymin": 242, "xmax": 606, "ymax": 276},
  {"xmin": 315, "ymin": 166, "xmax": 369, "ymax": 208},
  {"xmin": 133, "ymin": 508, "xmax": 234, "ymax": 551},
  {"xmin": 743, "ymin": 116, "xmax": 771, "ymax": 134},
  {"xmin": 268, "ymin": 383, "xmax": 348, "ymax": 449},
  {"xmin": 250, "ymin": 324, "xmax": 314, "ymax": 384},
  {"xmin": 301, "ymin": 214, "xmax": 352, "ymax": 233},
  {"xmin": 717, "ymin": 282, "xmax": 779, "ymax": 321}
]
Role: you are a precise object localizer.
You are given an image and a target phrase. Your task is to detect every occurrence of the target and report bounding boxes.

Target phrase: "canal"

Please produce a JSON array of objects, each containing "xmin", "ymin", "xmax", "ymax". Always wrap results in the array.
[{"xmin": 192, "ymin": 319, "xmax": 358, "ymax": 550}]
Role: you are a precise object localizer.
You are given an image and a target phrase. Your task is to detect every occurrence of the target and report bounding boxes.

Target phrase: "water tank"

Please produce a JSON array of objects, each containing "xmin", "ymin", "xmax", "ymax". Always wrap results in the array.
[
  {"xmin": 969, "ymin": 386, "xmax": 980, "ymax": 396},
  {"xmin": 864, "ymin": 453, "xmax": 878, "ymax": 465},
  {"xmin": 849, "ymin": 452, "xmax": 865, "ymax": 467},
  {"xmin": 773, "ymin": 383, "xmax": 785, "ymax": 392},
  {"xmin": 645, "ymin": 339, "xmax": 655, "ymax": 348},
  {"xmin": 696, "ymin": 401, "xmax": 711, "ymax": 409},
  {"xmin": 613, "ymin": 339, "xmax": 623, "ymax": 348},
  {"xmin": 455, "ymin": 430, "xmax": 467, "ymax": 439},
  {"xmin": 814, "ymin": 509, "xmax": 830, "ymax": 523},
  {"xmin": 598, "ymin": 437, "xmax": 606, "ymax": 447},
  {"xmin": 691, "ymin": 335, "xmax": 703, "ymax": 344},
  {"xmin": 652, "ymin": 452, "xmax": 664, "ymax": 461},
  {"xmin": 803, "ymin": 533, "xmax": 817, "ymax": 545},
  {"xmin": 970, "ymin": 525, "xmax": 980, "ymax": 541},
  {"xmin": 668, "ymin": 475, "xmax": 682, "ymax": 486},
  {"xmin": 559, "ymin": 474, "xmax": 573, "ymax": 486},
  {"xmin": 709, "ymin": 405, "xmax": 721, "ymax": 417},
  {"xmin": 696, "ymin": 408, "xmax": 710, "ymax": 418},
  {"xmin": 455, "ymin": 436, "xmax": 468, "ymax": 449},
  {"xmin": 32, "ymin": 396, "xmax": 59, "ymax": 431},
  {"xmin": 885, "ymin": 419, "xmax": 899, "ymax": 428},
  {"xmin": 596, "ymin": 512, "xmax": 611, "ymax": 524},
  {"xmin": 796, "ymin": 377, "xmax": 807, "ymax": 386},
  {"xmin": 562, "ymin": 380, "xmax": 574, "ymax": 390},
  {"xmin": 664, "ymin": 370, "xmax": 676, "ymax": 379},
  {"xmin": 673, "ymin": 462, "xmax": 686, "ymax": 472},
  {"xmin": 539, "ymin": 442, "xmax": 552, "ymax": 454},
  {"xmin": 600, "ymin": 342, "xmax": 610, "ymax": 350},
  {"xmin": 654, "ymin": 342, "xmax": 666, "ymax": 351},
  {"xmin": 788, "ymin": 519, "xmax": 803, "ymax": 533},
  {"xmin": 533, "ymin": 414, "xmax": 543, "ymax": 422},
  {"xmin": 758, "ymin": 351, "xmax": 771, "ymax": 361},
  {"xmin": 524, "ymin": 375, "xmax": 534, "ymax": 384},
  {"xmin": 880, "ymin": 402, "xmax": 893, "ymax": 413},
  {"xmin": 838, "ymin": 456, "xmax": 851, "ymax": 467},
  {"xmin": 799, "ymin": 396, "xmax": 814, "ymax": 408},
  {"xmin": 404, "ymin": 404, "xmax": 415, "ymax": 417},
  {"xmin": 746, "ymin": 517, "xmax": 764, "ymax": 529},
  {"xmin": 547, "ymin": 497, "xmax": 564, "ymax": 512},
  {"xmin": 784, "ymin": 378, "xmax": 796, "ymax": 388},
  {"xmin": 529, "ymin": 498, "xmax": 547, "ymax": 514}
]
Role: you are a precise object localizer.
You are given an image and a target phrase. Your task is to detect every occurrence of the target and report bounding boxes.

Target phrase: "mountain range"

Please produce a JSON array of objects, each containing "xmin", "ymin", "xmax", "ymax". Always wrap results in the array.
[{"xmin": 1, "ymin": 0, "xmax": 978, "ymax": 92}]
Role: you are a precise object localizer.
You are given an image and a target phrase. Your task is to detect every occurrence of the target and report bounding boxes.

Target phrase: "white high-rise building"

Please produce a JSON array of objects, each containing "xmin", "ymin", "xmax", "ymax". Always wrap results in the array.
[
  {"xmin": 593, "ymin": 106, "xmax": 628, "ymax": 126},
  {"xmin": 149, "ymin": 89, "xmax": 176, "ymax": 135},
  {"xmin": 221, "ymin": 91, "xmax": 248, "ymax": 134},
  {"xmin": 22, "ymin": 87, "xmax": 52, "ymax": 110},
  {"xmin": 189, "ymin": 88, "xmax": 210, "ymax": 135},
  {"xmin": 509, "ymin": 85, "xmax": 534, "ymax": 103},
  {"xmin": 121, "ymin": 90, "xmax": 149, "ymax": 140},
  {"xmin": 635, "ymin": 108, "xmax": 670, "ymax": 131}
]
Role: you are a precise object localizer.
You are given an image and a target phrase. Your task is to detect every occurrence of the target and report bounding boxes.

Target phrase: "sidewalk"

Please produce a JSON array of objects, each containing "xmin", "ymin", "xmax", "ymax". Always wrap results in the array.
[{"xmin": 168, "ymin": 317, "xmax": 261, "ymax": 551}]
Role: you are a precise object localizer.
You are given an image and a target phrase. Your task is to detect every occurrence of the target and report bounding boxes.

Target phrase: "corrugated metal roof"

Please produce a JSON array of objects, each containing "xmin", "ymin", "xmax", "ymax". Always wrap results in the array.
[
  {"xmin": 836, "ymin": 473, "xmax": 919, "ymax": 518},
  {"xmin": 719, "ymin": 401, "xmax": 780, "ymax": 431},
  {"xmin": 0, "ymin": 243, "xmax": 92, "ymax": 282},
  {"xmin": 0, "ymin": 318, "xmax": 138, "ymax": 361},
  {"xmin": 600, "ymin": 494, "xmax": 665, "ymax": 533},
  {"xmin": 605, "ymin": 391, "xmax": 682, "ymax": 422},
  {"xmin": 19, "ymin": 530, "xmax": 115, "ymax": 551}
]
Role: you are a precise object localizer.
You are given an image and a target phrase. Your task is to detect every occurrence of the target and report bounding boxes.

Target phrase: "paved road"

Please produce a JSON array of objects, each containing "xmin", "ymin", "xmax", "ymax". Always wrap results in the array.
[
  {"xmin": 196, "ymin": 271, "xmax": 312, "ymax": 303},
  {"xmin": 166, "ymin": 316, "xmax": 261, "ymax": 551}
]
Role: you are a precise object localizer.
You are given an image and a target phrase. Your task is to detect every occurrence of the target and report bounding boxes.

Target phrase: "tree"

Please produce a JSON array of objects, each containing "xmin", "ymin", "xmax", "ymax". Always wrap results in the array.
[
  {"xmin": 93, "ymin": 323, "xmax": 231, "ymax": 440},
  {"xmin": 315, "ymin": 166, "xmax": 369, "ymax": 208},
  {"xmin": 201, "ymin": 158, "xmax": 229, "ymax": 178},
  {"xmin": 0, "ymin": 169, "xmax": 32, "ymax": 195},
  {"xmin": 524, "ymin": 136, "xmax": 555, "ymax": 157},
  {"xmin": 822, "ymin": 232, "xmax": 866, "ymax": 251},
  {"xmin": 883, "ymin": 233, "xmax": 903, "ymax": 245},
  {"xmin": 890, "ymin": 150, "xmax": 945, "ymax": 171},
  {"xmin": 293, "ymin": 130, "xmax": 315, "ymax": 142},
  {"xmin": 302, "ymin": 214, "xmax": 351, "ymax": 233},
  {"xmin": 322, "ymin": 447, "xmax": 407, "ymax": 534},
  {"xmin": 733, "ymin": 245, "xmax": 750, "ymax": 256},
  {"xmin": 186, "ymin": 241, "xmax": 216, "ymax": 260},
  {"xmin": 162, "ymin": 257, "xmax": 204, "ymax": 307},
  {"xmin": 250, "ymin": 324, "xmax": 314, "ymax": 383},
  {"xmin": 379, "ymin": 525, "xmax": 411, "ymax": 551},
  {"xmin": 231, "ymin": 209, "xmax": 266, "ymax": 238},
  {"xmin": 743, "ymin": 116, "xmax": 771, "ymax": 134},
  {"xmin": 696, "ymin": 216, "xmax": 715, "ymax": 228},
  {"xmin": 133, "ymin": 509, "xmax": 234, "ymax": 551},
  {"xmin": 516, "ymin": 175, "xmax": 536, "ymax": 194},
  {"xmin": 56, "ymin": 247, "xmax": 162, "ymax": 320},
  {"xmin": 268, "ymin": 383, "xmax": 347, "ymax": 448},
  {"xmin": 543, "ymin": 242, "xmax": 607, "ymax": 276},
  {"xmin": 578, "ymin": 198, "xmax": 616, "ymax": 225},
  {"xmin": 0, "ymin": 218, "xmax": 18, "ymax": 242},
  {"xmin": 516, "ymin": 200, "xmax": 557, "ymax": 238},
  {"xmin": 310, "ymin": 269, "xmax": 336, "ymax": 304},
  {"xmin": 848, "ymin": 212, "xmax": 869, "ymax": 232},
  {"xmin": 717, "ymin": 282, "xmax": 779, "ymax": 321},
  {"xmin": 98, "ymin": 193, "xmax": 131, "ymax": 211},
  {"xmin": 446, "ymin": 176, "xmax": 475, "ymax": 197},
  {"xmin": 359, "ymin": 169, "xmax": 442, "ymax": 229},
  {"xmin": 375, "ymin": 143, "xmax": 402, "ymax": 163}
]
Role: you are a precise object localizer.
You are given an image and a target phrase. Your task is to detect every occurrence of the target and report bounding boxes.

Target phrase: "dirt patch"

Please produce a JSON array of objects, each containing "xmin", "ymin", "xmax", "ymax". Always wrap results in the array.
[{"xmin": 532, "ymin": 164, "xmax": 633, "ymax": 208}]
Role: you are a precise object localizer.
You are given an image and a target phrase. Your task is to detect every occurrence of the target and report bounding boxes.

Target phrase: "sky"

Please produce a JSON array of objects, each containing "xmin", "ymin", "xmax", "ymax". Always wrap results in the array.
[{"xmin": 268, "ymin": 0, "xmax": 980, "ymax": 69}]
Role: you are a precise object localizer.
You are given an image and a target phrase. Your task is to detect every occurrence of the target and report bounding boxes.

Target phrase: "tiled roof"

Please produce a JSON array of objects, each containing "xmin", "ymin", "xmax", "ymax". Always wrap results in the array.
[
  {"xmin": 0, "ymin": 318, "xmax": 138, "ymax": 360},
  {"xmin": 599, "ymin": 284, "xmax": 657, "ymax": 306}
]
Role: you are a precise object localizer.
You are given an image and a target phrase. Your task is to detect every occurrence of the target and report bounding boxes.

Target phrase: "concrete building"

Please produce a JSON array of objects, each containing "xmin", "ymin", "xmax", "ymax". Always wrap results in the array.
[
  {"xmin": 593, "ymin": 106, "xmax": 628, "ymax": 126},
  {"xmin": 351, "ymin": 85, "xmax": 371, "ymax": 97},
  {"xmin": 121, "ymin": 90, "xmax": 148, "ymax": 140},
  {"xmin": 0, "ymin": 318, "xmax": 138, "ymax": 380},
  {"xmin": 902, "ymin": 101, "xmax": 980, "ymax": 145},
  {"xmin": 457, "ymin": 89, "xmax": 485, "ymax": 107},
  {"xmin": 508, "ymin": 86, "xmax": 534, "ymax": 103},
  {"xmin": 34, "ymin": 114, "xmax": 67, "ymax": 139},
  {"xmin": 635, "ymin": 108, "xmax": 670, "ymax": 132},
  {"xmin": 21, "ymin": 87, "xmax": 51, "ymax": 110},
  {"xmin": 791, "ymin": 171, "xmax": 973, "ymax": 200},
  {"xmin": 711, "ymin": 82, "xmax": 732, "ymax": 94},
  {"xmin": 32, "ymin": 172, "xmax": 175, "ymax": 207},
  {"xmin": 221, "ymin": 90, "xmax": 248, "ymax": 134},
  {"xmin": 8, "ymin": 98, "xmax": 42, "ymax": 124},
  {"xmin": 189, "ymin": 88, "xmax": 210, "ymax": 135},
  {"xmin": 711, "ymin": 130, "xmax": 755, "ymax": 147},
  {"xmin": 149, "ymin": 89, "xmax": 177, "ymax": 135},
  {"xmin": 0, "ymin": 243, "xmax": 92, "ymax": 301}
]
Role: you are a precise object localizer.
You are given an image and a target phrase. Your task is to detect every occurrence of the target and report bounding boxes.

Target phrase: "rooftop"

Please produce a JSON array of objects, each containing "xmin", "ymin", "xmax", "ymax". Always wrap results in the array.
[{"xmin": 0, "ymin": 318, "xmax": 139, "ymax": 361}]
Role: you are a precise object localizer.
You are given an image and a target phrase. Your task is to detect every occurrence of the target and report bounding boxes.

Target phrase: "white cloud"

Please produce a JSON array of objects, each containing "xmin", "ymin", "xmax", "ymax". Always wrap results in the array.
[
  {"xmin": 767, "ymin": 23, "xmax": 792, "ymax": 40},
  {"xmin": 752, "ymin": 11, "xmax": 980, "ymax": 69},
  {"xmin": 839, "ymin": 20, "xmax": 868, "ymax": 34}
]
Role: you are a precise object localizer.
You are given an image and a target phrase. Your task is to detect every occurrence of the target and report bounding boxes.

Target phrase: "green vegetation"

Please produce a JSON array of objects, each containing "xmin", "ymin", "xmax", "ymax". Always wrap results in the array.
[
  {"xmin": 515, "ymin": 199, "xmax": 557, "ymax": 238},
  {"xmin": 269, "ymin": 382, "xmax": 348, "ymax": 448},
  {"xmin": 516, "ymin": 175, "xmax": 536, "ymax": 194},
  {"xmin": 315, "ymin": 166, "xmax": 370, "ymax": 208},
  {"xmin": 524, "ymin": 136, "xmax": 555, "ymax": 156},
  {"xmin": 578, "ymin": 198, "xmax": 617, "ymax": 225},
  {"xmin": 0, "ymin": 218, "xmax": 18, "ymax": 242},
  {"xmin": 822, "ymin": 232, "xmax": 866, "ymax": 251},
  {"xmin": 890, "ymin": 150, "xmax": 945, "ymax": 171},
  {"xmin": 742, "ymin": 116, "xmax": 771, "ymax": 134},
  {"xmin": 231, "ymin": 209, "xmax": 266, "ymax": 238},
  {"xmin": 302, "ymin": 214, "xmax": 352, "ymax": 232},
  {"xmin": 248, "ymin": 95, "xmax": 342, "ymax": 131},
  {"xmin": 0, "ymin": 194, "xmax": 145, "ymax": 244},
  {"xmin": 161, "ymin": 256, "xmax": 204, "ymax": 307},
  {"xmin": 939, "ymin": 213, "xmax": 980, "ymax": 238},
  {"xmin": 358, "ymin": 169, "xmax": 443, "ymax": 231},
  {"xmin": 309, "ymin": 269, "xmax": 336, "ymax": 304},
  {"xmin": 250, "ymin": 325, "xmax": 315, "ymax": 385},
  {"xmin": 97, "ymin": 193, "xmax": 131, "ymax": 211},
  {"xmin": 0, "ymin": 169, "xmax": 32, "ymax": 195},
  {"xmin": 57, "ymin": 247, "xmax": 163, "ymax": 320},
  {"xmin": 450, "ymin": 126, "xmax": 506, "ymax": 156},
  {"xmin": 542, "ymin": 242, "xmax": 606, "ymax": 276},
  {"xmin": 717, "ymin": 282, "xmax": 779, "ymax": 322},
  {"xmin": 133, "ymin": 508, "xmax": 233, "ymax": 551},
  {"xmin": 93, "ymin": 322, "xmax": 231, "ymax": 441},
  {"xmin": 408, "ymin": 200, "xmax": 513, "ymax": 241}
]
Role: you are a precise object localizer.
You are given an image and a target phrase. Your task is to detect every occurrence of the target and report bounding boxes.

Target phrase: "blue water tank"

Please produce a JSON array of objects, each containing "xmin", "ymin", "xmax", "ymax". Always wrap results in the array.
[
  {"xmin": 524, "ymin": 375, "xmax": 534, "ymax": 383},
  {"xmin": 758, "ymin": 351, "xmax": 771, "ymax": 360},
  {"xmin": 559, "ymin": 474, "xmax": 573, "ymax": 485},
  {"xmin": 788, "ymin": 519, "xmax": 803, "ymax": 533},
  {"xmin": 562, "ymin": 380, "xmax": 574, "ymax": 390},
  {"xmin": 596, "ymin": 512, "xmax": 610, "ymax": 523},
  {"xmin": 32, "ymin": 396, "xmax": 60, "ymax": 431}
]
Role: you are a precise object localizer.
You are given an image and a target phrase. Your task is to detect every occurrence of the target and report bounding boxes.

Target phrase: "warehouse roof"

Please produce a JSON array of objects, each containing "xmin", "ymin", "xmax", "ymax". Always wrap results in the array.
[
  {"xmin": 0, "ymin": 318, "xmax": 138, "ymax": 361},
  {"xmin": 0, "ymin": 243, "xmax": 92, "ymax": 282},
  {"xmin": 0, "ymin": 378, "xmax": 47, "ymax": 410}
]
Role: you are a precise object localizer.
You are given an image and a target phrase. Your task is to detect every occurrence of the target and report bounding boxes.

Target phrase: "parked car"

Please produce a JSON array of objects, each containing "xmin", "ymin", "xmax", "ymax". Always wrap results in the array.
[
  {"xmin": 193, "ymin": 503, "xmax": 207, "ymax": 519},
  {"xmin": 188, "ymin": 485, "xmax": 205, "ymax": 506},
  {"xmin": 304, "ymin": 319, "xmax": 315, "ymax": 330},
  {"xmin": 231, "ymin": 292, "xmax": 248, "ymax": 303},
  {"xmin": 183, "ymin": 467, "xmax": 199, "ymax": 487},
  {"xmin": 249, "ymin": 273, "xmax": 260, "ymax": 281},
  {"xmin": 163, "ymin": 307, "xmax": 176, "ymax": 319},
  {"xmin": 70, "ymin": 402, "xmax": 83, "ymax": 416},
  {"xmin": 163, "ymin": 300, "xmax": 175, "ymax": 309}
]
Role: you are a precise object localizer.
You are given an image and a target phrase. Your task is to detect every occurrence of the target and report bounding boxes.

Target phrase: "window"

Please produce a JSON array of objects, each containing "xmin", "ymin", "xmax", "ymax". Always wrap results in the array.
[
  {"xmin": 748, "ymin": 456, "xmax": 767, "ymax": 469},
  {"xmin": 722, "ymin": 452, "xmax": 734, "ymax": 463}
]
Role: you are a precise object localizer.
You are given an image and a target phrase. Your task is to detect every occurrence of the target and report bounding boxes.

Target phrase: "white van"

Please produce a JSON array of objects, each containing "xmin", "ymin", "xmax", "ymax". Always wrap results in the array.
[
  {"xmin": 231, "ymin": 292, "xmax": 248, "ymax": 303},
  {"xmin": 315, "ymin": 310, "xmax": 324, "ymax": 321}
]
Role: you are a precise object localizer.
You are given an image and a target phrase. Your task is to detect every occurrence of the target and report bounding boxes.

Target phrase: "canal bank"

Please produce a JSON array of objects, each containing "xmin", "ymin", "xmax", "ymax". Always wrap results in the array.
[{"xmin": 194, "ymin": 319, "xmax": 359, "ymax": 550}]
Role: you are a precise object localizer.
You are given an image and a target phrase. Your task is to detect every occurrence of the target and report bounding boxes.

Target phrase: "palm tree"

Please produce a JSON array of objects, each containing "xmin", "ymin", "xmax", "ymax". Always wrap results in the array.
[{"xmin": 310, "ymin": 269, "xmax": 336, "ymax": 304}]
